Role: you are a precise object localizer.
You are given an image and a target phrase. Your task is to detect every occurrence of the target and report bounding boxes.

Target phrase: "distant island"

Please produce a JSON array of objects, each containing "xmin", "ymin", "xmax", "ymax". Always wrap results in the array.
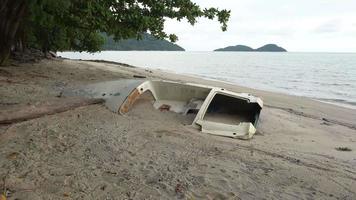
[
  {"xmin": 102, "ymin": 33, "xmax": 185, "ymax": 51},
  {"xmin": 214, "ymin": 44, "xmax": 287, "ymax": 52}
]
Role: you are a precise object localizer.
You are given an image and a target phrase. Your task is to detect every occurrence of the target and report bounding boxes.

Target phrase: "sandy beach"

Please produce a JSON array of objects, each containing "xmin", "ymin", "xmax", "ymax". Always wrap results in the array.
[{"xmin": 1, "ymin": 58, "xmax": 356, "ymax": 199}]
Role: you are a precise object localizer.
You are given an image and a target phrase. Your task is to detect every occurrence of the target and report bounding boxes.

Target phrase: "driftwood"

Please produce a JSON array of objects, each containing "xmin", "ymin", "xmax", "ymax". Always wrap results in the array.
[{"xmin": 0, "ymin": 97, "xmax": 104, "ymax": 125}]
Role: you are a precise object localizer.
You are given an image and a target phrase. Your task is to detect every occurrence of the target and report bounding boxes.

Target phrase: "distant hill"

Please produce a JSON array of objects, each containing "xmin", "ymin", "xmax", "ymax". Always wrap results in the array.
[
  {"xmin": 215, "ymin": 45, "xmax": 254, "ymax": 52},
  {"xmin": 214, "ymin": 44, "xmax": 287, "ymax": 52},
  {"xmin": 102, "ymin": 33, "xmax": 185, "ymax": 51},
  {"xmin": 256, "ymin": 44, "xmax": 287, "ymax": 52}
]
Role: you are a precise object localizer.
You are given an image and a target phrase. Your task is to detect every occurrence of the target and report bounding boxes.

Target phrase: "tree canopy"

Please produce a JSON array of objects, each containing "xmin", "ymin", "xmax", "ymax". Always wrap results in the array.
[{"xmin": 0, "ymin": 0, "xmax": 230, "ymax": 64}]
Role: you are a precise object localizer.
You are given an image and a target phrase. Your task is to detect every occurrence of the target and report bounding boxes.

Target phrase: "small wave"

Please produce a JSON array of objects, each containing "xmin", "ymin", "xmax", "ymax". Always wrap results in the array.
[
  {"xmin": 318, "ymin": 82, "xmax": 353, "ymax": 87},
  {"xmin": 316, "ymin": 98, "xmax": 356, "ymax": 107}
]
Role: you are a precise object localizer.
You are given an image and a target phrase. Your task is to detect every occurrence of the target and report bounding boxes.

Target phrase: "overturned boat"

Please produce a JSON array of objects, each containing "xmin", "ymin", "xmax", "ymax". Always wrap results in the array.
[{"xmin": 65, "ymin": 80, "xmax": 263, "ymax": 139}]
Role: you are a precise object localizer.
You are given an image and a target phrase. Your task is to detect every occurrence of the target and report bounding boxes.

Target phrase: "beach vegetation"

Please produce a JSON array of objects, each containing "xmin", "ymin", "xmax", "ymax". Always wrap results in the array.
[{"xmin": 0, "ymin": 0, "xmax": 230, "ymax": 64}]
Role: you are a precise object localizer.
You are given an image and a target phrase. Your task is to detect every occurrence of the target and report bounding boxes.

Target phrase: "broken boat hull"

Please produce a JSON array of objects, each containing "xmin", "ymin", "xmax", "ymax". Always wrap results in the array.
[{"xmin": 64, "ymin": 80, "xmax": 263, "ymax": 139}]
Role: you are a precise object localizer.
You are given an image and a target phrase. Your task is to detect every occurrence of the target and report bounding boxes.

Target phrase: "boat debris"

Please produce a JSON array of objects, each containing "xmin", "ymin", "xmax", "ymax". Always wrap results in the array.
[{"xmin": 64, "ymin": 80, "xmax": 263, "ymax": 139}]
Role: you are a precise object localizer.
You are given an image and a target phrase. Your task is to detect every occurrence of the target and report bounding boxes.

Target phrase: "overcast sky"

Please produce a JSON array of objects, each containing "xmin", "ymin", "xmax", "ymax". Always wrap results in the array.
[{"xmin": 164, "ymin": 0, "xmax": 356, "ymax": 52}]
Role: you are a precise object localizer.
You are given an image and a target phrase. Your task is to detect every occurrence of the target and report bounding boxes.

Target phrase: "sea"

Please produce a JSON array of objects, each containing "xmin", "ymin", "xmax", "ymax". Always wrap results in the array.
[{"xmin": 58, "ymin": 51, "xmax": 356, "ymax": 109}]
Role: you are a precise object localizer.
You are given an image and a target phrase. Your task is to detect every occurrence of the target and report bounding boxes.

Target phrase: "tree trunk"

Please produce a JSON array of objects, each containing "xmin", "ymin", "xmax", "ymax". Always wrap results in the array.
[{"xmin": 0, "ymin": 0, "xmax": 27, "ymax": 65}]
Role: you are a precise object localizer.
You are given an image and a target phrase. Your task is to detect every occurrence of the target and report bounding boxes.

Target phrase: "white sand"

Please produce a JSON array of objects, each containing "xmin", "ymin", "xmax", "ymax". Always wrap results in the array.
[{"xmin": 0, "ymin": 59, "xmax": 355, "ymax": 199}]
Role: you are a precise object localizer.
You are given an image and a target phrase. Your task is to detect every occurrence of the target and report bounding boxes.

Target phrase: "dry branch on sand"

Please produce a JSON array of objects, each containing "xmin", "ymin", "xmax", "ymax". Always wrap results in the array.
[{"xmin": 0, "ymin": 97, "xmax": 104, "ymax": 125}]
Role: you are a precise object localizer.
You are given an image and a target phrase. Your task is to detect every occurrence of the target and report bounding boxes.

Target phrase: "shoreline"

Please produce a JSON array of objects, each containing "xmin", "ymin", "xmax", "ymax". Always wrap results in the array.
[
  {"xmin": 59, "ymin": 51, "xmax": 356, "ymax": 110},
  {"xmin": 74, "ymin": 57, "xmax": 356, "ymax": 112}
]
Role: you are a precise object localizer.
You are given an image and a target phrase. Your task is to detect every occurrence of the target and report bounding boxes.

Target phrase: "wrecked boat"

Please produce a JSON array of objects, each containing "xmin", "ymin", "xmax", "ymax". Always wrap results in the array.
[{"xmin": 64, "ymin": 80, "xmax": 263, "ymax": 139}]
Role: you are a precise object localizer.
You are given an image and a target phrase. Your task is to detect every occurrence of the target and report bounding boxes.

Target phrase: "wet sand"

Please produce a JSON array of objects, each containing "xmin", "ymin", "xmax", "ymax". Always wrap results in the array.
[{"xmin": 1, "ymin": 59, "xmax": 356, "ymax": 199}]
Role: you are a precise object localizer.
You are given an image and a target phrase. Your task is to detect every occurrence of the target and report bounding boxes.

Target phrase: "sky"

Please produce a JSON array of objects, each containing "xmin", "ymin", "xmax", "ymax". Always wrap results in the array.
[{"xmin": 164, "ymin": 0, "xmax": 356, "ymax": 52}]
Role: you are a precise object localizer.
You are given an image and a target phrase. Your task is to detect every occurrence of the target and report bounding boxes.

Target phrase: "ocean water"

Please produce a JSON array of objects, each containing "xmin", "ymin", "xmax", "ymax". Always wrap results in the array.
[{"xmin": 59, "ymin": 51, "xmax": 356, "ymax": 109}]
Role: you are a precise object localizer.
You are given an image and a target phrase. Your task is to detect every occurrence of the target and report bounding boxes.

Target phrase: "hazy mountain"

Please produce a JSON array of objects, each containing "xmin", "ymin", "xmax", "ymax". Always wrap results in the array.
[
  {"xmin": 256, "ymin": 44, "xmax": 287, "ymax": 52},
  {"xmin": 102, "ymin": 33, "xmax": 185, "ymax": 51},
  {"xmin": 215, "ymin": 45, "xmax": 254, "ymax": 51},
  {"xmin": 214, "ymin": 44, "xmax": 287, "ymax": 52}
]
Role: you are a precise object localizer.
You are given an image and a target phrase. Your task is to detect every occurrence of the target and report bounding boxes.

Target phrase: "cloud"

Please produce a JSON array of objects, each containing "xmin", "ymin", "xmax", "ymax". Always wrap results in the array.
[
  {"xmin": 164, "ymin": 0, "xmax": 356, "ymax": 52},
  {"xmin": 314, "ymin": 19, "xmax": 341, "ymax": 33}
]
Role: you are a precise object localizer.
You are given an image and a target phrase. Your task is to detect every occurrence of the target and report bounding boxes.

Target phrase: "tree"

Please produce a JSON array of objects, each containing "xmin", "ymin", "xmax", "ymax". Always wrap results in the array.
[
  {"xmin": 0, "ymin": 0, "xmax": 27, "ymax": 63},
  {"xmin": 0, "ymin": 0, "xmax": 230, "ymax": 64}
]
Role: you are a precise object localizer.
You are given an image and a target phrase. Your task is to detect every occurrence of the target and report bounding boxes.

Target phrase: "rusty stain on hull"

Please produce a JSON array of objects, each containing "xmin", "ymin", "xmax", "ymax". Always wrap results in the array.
[{"xmin": 119, "ymin": 89, "xmax": 141, "ymax": 114}]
